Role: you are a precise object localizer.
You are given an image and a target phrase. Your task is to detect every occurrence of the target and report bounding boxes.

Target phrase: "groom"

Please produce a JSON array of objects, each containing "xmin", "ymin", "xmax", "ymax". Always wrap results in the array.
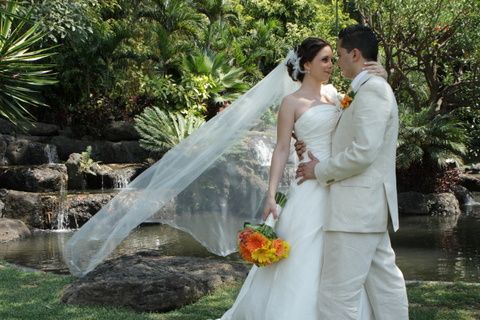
[{"xmin": 296, "ymin": 25, "xmax": 409, "ymax": 319}]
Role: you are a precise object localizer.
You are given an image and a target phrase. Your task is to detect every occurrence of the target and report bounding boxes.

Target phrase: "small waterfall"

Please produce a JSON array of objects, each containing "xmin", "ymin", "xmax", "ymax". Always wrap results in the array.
[
  {"xmin": 113, "ymin": 170, "xmax": 131, "ymax": 189},
  {"xmin": 464, "ymin": 192, "xmax": 480, "ymax": 216},
  {"xmin": 55, "ymin": 177, "xmax": 72, "ymax": 230},
  {"xmin": 253, "ymin": 139, "xmax": 273, "ymax": 166},
  {"xmin": 45, "ymin": 144, "xmax": 59, "ymax": 164}
]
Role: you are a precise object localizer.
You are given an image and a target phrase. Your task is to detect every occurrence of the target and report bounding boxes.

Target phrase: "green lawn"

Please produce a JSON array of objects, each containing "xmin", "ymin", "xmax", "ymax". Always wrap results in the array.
[{"xmin": 1, "ymin": 261, "xmax": 479, "ymax": 320}]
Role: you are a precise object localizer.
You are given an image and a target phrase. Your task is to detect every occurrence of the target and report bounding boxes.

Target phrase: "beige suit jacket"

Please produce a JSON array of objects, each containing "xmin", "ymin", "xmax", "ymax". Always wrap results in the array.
[{"xmin": 314, "ymin": 74, "xmax": 399, "ymax": 232}]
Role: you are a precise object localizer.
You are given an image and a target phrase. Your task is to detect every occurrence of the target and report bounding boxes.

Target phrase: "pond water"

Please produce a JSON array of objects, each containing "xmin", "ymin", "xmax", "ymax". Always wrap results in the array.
[{"xmin": 1, "ymin": 194, "xmax": 479, "ymax": 282}]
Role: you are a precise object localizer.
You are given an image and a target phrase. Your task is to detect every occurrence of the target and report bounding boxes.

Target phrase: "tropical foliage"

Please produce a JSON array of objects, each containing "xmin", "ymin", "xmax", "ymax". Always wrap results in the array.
[
  {"xmin": 0, "ymin": 1, "xmax": 57, "ymax": 126},
  {"xmin": 1, "ymin": 0, "xmax": 478, "ymax": 190},
  {"xmin": 353, "ymin": 0, "xmax": 480, "ymax": 191},
  {"xmin": 397, "ymin": 108, "xmax": 467, "ymax": 170},
  {"xmin": 134, "ymin": 107, "xmax": 205, "ymax": 152},
  {"xmin": 355, "ymin": 0, "xmax": 480, "ymax": 161}
]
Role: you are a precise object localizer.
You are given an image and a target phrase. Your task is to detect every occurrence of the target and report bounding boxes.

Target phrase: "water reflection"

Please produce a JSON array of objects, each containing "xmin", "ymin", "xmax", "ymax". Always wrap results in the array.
[
  {"xmin": 0, "ymin": 225, "xmax": 213, "ymax": 274},
  {"xmin": 1, "ymin": 215, "xmax": 479, "ymax": 282},
  {"xmin": 391, "ymin": 215, "xmax": 480, "ymax": 282}
]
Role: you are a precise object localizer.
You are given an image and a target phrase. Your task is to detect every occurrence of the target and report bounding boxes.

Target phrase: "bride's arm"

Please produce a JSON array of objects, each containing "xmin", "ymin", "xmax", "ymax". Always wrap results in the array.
[{"xmin": 262, "ymin": 98, "xmax": 295, "ymax": 220}]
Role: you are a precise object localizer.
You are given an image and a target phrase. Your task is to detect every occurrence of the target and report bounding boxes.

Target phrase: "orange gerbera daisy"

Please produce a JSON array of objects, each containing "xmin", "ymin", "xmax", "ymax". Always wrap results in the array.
[
  {"xmin": 238, "ymin": 228, "xmax": 254, "ymax": 244},
  {"xmin": 239, "ymin": 243, "xmax": 253, "ymax": 262},
  {"xmin": 272, "ymin": 239, "xmax": 290, "ymax": 258},
  {"xmin": 245, "ymin": 232, "xmax": 269, "ymax": 252},
  {"xmin": 340, "ymin": 94, "xmax": 353, "ymax": 109}
]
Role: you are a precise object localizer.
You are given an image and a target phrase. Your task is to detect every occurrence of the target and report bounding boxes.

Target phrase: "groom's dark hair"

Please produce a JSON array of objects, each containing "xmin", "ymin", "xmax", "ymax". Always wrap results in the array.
[{"xmin": 338, "ymin": 24, "xmax": 378, "ymax": 61}]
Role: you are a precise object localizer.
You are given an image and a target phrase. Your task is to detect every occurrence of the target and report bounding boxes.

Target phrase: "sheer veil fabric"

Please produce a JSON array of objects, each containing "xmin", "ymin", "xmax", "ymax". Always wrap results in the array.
[{"xmin": 63, "ymin": 55, "xmax": 302, "ymax": 277}]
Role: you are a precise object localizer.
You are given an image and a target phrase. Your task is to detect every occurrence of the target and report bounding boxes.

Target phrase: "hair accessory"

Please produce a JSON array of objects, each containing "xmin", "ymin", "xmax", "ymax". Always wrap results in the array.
[{"xmin": 286, "ymin": 49, "xmax": 304, "ymax": 80}]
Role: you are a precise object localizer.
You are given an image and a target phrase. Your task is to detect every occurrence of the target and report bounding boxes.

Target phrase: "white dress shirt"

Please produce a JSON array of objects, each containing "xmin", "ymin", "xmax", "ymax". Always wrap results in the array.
[{"xmin": 350, "ymin": 70, "xmax": 369, "ymax": 93}]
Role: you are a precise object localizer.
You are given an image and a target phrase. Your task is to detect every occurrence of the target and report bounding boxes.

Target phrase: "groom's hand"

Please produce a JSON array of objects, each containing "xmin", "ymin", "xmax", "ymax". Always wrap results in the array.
[
  {"xmin": 294, "ymin": 139, "xmax": 306, "ymax": 160},
  {"xmin": 296, "ymin": 151, "xmax": 319, "ymax": 185}
]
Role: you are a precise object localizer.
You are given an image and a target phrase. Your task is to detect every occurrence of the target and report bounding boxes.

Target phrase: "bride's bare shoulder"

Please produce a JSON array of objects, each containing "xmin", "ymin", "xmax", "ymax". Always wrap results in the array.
[{"xmin": 281, "ymin": 91, "xmax": 305, "ymax": 110}]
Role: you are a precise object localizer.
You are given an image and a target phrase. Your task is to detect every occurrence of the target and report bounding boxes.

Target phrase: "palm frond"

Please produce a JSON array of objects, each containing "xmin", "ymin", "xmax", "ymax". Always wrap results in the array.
[
  {"xmin": 0, "ymin": 1, "xmax": 57, "ymax": 126},
  {"xmin": 134, "ymin": 107, "xmax": 205, "ymax": 152}
]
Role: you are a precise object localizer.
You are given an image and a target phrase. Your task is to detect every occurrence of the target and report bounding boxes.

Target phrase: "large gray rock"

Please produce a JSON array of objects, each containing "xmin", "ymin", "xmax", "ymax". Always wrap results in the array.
[
  {"xmin": 0, "ymin": 137, "xmax": 7, "ymax": 165},
  {"xmin": 26, "ymin": 122, "xmax": 60, "ymax": 136},
  {"xmin": 66, "ymin": 192, "xmax": 116, "ymax": 227},
  {"xmin": 1, "ymin": 189, "xmax": 116, "ymax": 229},
  {"xmin": 451, "ymin": 185, "xmax": 476, "ymax": 206},
  {"xmin": 85, "ymin": 163, "xmax": 146, "ymax": 189},
  {"xmin": 103, "ymin": 121, "xmax": 140, "ymax": 142},
  {"xmin": 0, "ymin": 118, "xmax": 17, "ymax": 134},
  {"xmin": 1, "ymin": 190, "xmax": 47, "ymax": 227},
  {"xmin": 61, "ymin": 253, "xmax": 248, "ymax": 312},
  {"xmin": 65, "ymin": 153, "xmax": 87, "ymax": 190},
  {"xmin": 51, "ymin": 136, "xmax": 149, "ymax": 163},
  {"xmin": 427, "ymin": 193, "xmax": 461, "ymax": 216},
  {"xmin": 398, "ymin": 191, "xmax": 461, "ymax": 216},
  {"xmin": 65, "ymin": 153, "xmax": 145, "ymax": 190},
  {"xmin": 50, "ymin": 136, "xmax": 90, "ymax": 162},
  {"xmin": 0, "ymin": 218, "xmax": 31, "ymax": 242},
  {"xmin": 459, "ymin": 174, "xmax": 480, "ymax": 191},
  {"xmin": 0, "ymin": 164, "xmax": 67, "ymax": 192},
  {"xmin": 5, "ymin": 138, "xmax": 59, "ymax": 164},
  {"xmin": 398, "ymin": 192, "xmax": 430, "ymax": 215}
]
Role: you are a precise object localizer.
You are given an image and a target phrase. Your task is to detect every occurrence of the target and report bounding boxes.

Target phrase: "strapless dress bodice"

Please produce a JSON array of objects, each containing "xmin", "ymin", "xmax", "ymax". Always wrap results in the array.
[{"xmin": 294, "ymin": 104, "xmax": 341, "ymax": 162}]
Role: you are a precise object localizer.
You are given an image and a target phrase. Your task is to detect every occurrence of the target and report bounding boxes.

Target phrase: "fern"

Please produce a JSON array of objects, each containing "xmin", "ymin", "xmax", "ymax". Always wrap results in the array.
[
  {"xmin": 134, "ymin": 107, "xmax": 205, "ymax": 152},
  {"xmin": 79, "ymin": 146, "xmax": 101, "ymax": 175}
]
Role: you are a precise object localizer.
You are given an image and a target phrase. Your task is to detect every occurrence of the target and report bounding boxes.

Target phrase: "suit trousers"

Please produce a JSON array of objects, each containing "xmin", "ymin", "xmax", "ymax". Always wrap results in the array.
[{"xmin": 318, "ymin": 231, "xmax": 409, "ymax": 320}]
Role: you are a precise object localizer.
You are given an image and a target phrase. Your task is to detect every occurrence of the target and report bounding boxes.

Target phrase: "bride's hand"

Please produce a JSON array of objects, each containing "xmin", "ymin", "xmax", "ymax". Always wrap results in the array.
[
  {"xmin": 262, "ymin": 196, "xmax": 278, "ymax": 220},
  {"xmin": 363, "ymin": 61, "xmax": 388, "ymax": 80}
]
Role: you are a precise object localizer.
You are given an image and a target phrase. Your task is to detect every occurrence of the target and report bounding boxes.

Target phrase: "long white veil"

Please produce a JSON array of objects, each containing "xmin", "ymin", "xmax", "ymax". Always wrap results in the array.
[{"xmin": 63, "ymin": 55, "xmax": 299, "ymax": 277}]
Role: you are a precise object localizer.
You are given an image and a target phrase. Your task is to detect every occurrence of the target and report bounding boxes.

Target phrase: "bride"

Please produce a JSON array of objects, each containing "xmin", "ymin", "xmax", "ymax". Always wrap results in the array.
[{"xmin": 219, "ymin": 37, "xmax": 385, "ymax": 320}]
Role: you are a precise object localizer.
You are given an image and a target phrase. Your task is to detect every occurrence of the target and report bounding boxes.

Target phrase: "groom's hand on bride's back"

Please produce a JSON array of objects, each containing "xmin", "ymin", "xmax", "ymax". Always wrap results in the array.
[
  {"xmin": 296, "ymin": 151, "xmax": 319, "ymax": 185},
  {"xmin": 294, "ymin": 139, "xmax": 306, "ymax": 160}
]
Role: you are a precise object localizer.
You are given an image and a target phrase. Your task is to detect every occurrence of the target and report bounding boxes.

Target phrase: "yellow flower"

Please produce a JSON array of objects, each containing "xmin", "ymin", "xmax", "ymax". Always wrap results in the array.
[{"xmin": 251, "ymin": 244, "xmax": 277, "ymax": 266}]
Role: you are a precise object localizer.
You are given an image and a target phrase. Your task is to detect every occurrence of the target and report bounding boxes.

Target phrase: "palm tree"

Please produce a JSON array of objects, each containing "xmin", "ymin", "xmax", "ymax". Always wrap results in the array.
[
  {"xmin": 397, "ymin": 107, "xmax": 467, "ymax": 169},
  {"xmin": 396, "ymin": 107, "xmax": 468, "ymax": 193},
  {"xmin": 139, "ymin": 0, "xmax": 205, "ymax": 75},
  {"xmin": 182, "ymin": 51, "xmax": 248, "ymax": 118},
  {"xmin": 192, "ymin": 0, "xmax": 238, "ymax": 24},
  {"xmin": 0, "ymin": 2, "xmax": 57, "ymax": 126}
]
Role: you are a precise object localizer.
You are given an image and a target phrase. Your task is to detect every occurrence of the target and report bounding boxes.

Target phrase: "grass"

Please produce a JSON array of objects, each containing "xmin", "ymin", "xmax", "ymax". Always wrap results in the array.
[{"xmin": 1, "ymin": 261, "xmax": 479, "ymax": 320}]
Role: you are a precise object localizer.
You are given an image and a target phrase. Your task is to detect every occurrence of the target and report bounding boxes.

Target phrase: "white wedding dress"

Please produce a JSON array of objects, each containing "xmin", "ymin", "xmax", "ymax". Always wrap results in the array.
[{"xmin": 220, "ymin": 103, "xmax": 374, "ymax": 320}]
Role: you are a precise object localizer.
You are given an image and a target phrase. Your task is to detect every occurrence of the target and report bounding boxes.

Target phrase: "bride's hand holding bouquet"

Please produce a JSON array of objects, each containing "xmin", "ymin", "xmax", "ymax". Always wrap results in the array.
[{"xmin": 237, "ymin": 192, "xmax": 290, "ymax": 267}]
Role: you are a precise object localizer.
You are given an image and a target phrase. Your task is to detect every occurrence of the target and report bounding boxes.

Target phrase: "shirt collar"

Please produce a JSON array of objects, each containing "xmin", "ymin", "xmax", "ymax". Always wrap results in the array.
[{"xmin": 350, "ymin": 70, "xmax": 369, "ymax": 93}]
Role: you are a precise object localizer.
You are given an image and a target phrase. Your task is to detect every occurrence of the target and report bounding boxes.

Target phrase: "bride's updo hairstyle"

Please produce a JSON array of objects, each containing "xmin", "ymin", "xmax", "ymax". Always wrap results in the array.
[{"xmin": 286, "ymin": 37, "xmax": 331, "ymax": 82}]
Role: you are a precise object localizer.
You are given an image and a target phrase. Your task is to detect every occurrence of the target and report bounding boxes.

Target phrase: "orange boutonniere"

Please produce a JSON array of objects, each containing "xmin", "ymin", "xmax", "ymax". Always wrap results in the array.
[{"xmin": 340, "ymin": 91, "xmax": 355, "ymax": 109}]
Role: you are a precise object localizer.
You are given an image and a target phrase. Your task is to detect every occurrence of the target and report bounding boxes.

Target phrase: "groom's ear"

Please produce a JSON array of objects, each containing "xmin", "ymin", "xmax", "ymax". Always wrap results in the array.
[{"xmin": 351, "ymin": 48, "xmax": 363, "ymax": 62}]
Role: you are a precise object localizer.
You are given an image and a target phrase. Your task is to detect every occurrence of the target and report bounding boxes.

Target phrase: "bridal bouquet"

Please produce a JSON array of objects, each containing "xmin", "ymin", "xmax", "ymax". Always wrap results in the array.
[{"xmin": 237, "ymin": 193, "xmax": 290, "ymax": 267}]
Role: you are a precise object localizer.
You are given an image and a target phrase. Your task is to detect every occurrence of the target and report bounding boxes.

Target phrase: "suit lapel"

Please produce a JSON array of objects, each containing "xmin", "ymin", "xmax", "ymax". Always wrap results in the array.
[{"xmin": 333, "ymin": 74, "xmax": 376, "ymax": 133}]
